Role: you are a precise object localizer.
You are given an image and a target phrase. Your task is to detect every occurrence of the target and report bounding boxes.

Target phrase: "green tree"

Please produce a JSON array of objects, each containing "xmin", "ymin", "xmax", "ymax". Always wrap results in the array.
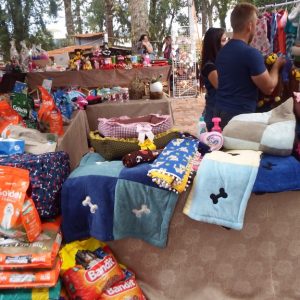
[
  {"xmin": 149, "ymin": 0, "xmax": 185, "ymax": 53},
  {"xmin": 0, "ymin": 0, "xmax": 58, "ymax": 60},
  {"xmin": 129, "ymin": 0, "xmax": 149, "ymax": 51},
  {"xmin": 74, "ymin": 0, "xmax": 83, "ymax": 34},
  {"xmin": 82, "ymin": 0, "xmax": 130, "ymax": 45}
]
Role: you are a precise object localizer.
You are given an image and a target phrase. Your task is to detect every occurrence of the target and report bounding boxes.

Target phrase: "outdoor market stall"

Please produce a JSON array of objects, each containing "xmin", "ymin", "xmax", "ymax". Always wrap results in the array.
[{"xmin": 26, "ymin": 66, "xmax": 171, "ymax": 90}]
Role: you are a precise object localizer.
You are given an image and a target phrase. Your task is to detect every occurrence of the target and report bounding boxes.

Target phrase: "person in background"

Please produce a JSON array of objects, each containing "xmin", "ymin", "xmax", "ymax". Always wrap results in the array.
[
  {"xmin": 214, "ymin": 2, "xmax": 285, "ymax": 129},
  {"xmin": 163, "ymin": 36, "xmax": 172, "ymax": 59},
  {"xmin": 200, "ymin": 27, "xmax": 227, "ymax": 131},
  {"xmin": 136, "ymin": 34, "xmax": 154, "ymax": 58}
]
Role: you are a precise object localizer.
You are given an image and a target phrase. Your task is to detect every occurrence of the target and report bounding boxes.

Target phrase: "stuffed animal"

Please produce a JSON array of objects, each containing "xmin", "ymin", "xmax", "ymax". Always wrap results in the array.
[
  {"xmin": 83, "ymin": 57, "xmax": 93, "ymax": 70},
  {"xmin": 258, "ymin": 53, "xmax": 289, "ymax": 110},
  {"xmin": 70, "ymin": 49, "xmax": 84, "ymax": 70}
]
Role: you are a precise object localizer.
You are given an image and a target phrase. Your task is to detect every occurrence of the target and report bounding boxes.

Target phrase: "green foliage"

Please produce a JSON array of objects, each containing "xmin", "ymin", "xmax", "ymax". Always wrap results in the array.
[
  {"xmin": 149, "ymin": 0, "xmax": 186, "ymax": 53},
  {"xmin": 83, "ymin": 0, "xmax": 130, "ymax": 44},
  {"xmin": 0, "ymin": 0, "xmax": 57, "ymax": 60}
]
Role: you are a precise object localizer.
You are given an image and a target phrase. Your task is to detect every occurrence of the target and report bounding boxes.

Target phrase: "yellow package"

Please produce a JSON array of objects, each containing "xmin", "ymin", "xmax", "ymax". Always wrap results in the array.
[{"xmin": 59, "ymin": 237, "xmax": 106, "ymax": 272}]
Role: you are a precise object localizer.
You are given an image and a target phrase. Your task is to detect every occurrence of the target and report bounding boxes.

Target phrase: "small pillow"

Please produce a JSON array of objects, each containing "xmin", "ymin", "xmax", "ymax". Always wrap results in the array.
[{"xmin": 223, "ymin": 98, "xmax": 296, "ymax": 156}]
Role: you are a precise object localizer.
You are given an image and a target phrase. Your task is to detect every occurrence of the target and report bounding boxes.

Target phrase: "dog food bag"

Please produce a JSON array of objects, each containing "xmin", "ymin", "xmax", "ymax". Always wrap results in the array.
[
  {"xmin": 0, "ymin": 100, "xmax": 25, "ymax": 134},
  {"xmin": 0, "ymin": 257, "xmax": 61, "ymax": 289},
  {"xmin": 0, "ymin": 278, "xmax": 62, "ymax": 300},
  {"xmin": 62, "ymin": 246, "xmax": 124, "ymax": 299},
  {"xmin": 100, "ymin": 265, "xmax": 146, "ymax": 300},
  {"xmin": 37, "ymin": 86, "xmax": 64, "ymax": 136},
  {"xmin": 0, "ymin": 218, "xmax": 61, "ymax": 269},
  {"xmin": 0, "ymin": 166, "xmax": 41, "ymax": 242}
]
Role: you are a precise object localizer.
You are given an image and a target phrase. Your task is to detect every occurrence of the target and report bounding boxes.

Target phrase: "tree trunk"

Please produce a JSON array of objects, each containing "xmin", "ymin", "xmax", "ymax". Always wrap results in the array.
[
  {"xmin": 128, "ymin": 0, "xmax": 149, "ymax": 53},
  {"xmin": 105, "ymin": 0, "xmax": 114, "ymax": 45},
  {"xmin": 75, "ymin": 0, "xmax": 83, "ymax": 34},
  {"xmin": 7, "ymin": 0, "xmax": 28, "ymax": 50},
  {"xmin": 207, "ymin": 3, "xmax": 213, "ymax": 28},
  {"xmin": 63, "ymin": 0, "xmax": 75, "ymax": 37},
  {"xmin": 201, "ymin": 2, "xmax": 207, "ymax": 35}
]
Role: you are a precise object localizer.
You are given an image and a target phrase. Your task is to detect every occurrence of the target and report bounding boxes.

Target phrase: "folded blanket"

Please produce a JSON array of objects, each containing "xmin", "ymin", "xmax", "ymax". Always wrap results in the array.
[
  {"xmin": 61, "ymin": 157, "xmax": 123, "ymax": 243},
  {"xmin": 113, "ymin": 179, "xmax": 178, "ymax": 248},
  {"xmin": 253, "ymin": 154, "xmax": 300, "ymax": 193},
  {"xmin": 62, "ymin": 153, "xmax": 179, "ymax": 248},
  {"xmin": 184, "ymin": 150, "xmax": 261, "ymax": 230},
  {"xmin": 148, "ymin": 138, "xmax": 199, "ymax": 193}
]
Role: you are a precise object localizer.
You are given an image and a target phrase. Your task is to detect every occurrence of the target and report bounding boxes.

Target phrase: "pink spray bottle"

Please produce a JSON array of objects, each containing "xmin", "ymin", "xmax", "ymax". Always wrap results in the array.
[{"xmin": 211, "ymin": 117, "xmax": 222, "ymax": 133}]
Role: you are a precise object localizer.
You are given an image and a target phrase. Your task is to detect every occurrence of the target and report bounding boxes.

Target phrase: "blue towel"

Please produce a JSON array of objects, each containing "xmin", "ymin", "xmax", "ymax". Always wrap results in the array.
[
  {"xmin": 113, "ymin": 179, "xmax": 178, "ymax": 248},
  {"xmin": 62, "ymin": 153, "xmax": 178, "ymax": 247},
  {"xmin": 253, "ymin": 154, "xmax": 300, "ymax": 193},
  {"xmin": 61, "ymin": 155, "xmax": 123, "ymax": 243},
  {"xmin": 184, "ymin": 150, "xmax": 261, "ymax": 230}
]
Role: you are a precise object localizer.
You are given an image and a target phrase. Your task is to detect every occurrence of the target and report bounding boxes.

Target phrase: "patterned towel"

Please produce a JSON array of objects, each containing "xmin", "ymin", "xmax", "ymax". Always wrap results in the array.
[
  {"xmin": 147, "ymin": 138, "xmax": 199, "ymax": 193},
  {"xmin": 184, "ymin": 150, "xmax": 261, "ymax": 230}
]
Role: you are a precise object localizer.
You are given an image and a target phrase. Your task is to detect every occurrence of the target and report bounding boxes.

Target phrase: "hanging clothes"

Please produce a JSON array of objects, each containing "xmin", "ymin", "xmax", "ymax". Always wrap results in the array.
[
  {"xmin": 277, "ymin": 9, "xmax": 288, "ymax": 54},
  {"xmin": 285, "ymin": 18, "xmax": 298, "ymax": 58},
  {"xmin": 271, "ymin": 12, "xmax": 278, "ymax": 53},
  {"xmin": 250, "ymin": 15, "xmax": 271, "ymax": 55}
]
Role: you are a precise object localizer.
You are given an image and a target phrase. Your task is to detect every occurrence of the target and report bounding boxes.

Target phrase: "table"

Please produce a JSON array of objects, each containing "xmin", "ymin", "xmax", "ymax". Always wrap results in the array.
[
  {"xmin": 57, "ymin": 110, "xmax": 90, "ymax": 170},
  {"xmin": 85, "ymin": 98, "xmax": 174, "ymax": 131},
  {"xmin": 0, "ymin": 72, "xmax": 27, "ymax": 93},
  {"xmin": 57, "ymin": 98, "xmax": 173, "ymax": 169},
  {"xmin": 108, "ymin": 190, "xmax": 300, "ymax": 300},
  {"xmin": 26, "ymin": 66, "xmax": 171, "ymax": 90}
]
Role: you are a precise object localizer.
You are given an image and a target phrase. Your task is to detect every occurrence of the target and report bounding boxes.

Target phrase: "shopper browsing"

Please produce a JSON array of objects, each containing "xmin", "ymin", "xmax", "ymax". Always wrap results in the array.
[{"xmin": 214, "ymin": 2, "xmax": 285, "ymax": 129}]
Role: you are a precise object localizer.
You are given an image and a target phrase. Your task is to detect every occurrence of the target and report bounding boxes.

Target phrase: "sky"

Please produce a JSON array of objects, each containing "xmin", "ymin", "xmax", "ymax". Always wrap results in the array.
[{"xmin": 47, "ymin": 10, "xmax": 67, "ymax": 39}]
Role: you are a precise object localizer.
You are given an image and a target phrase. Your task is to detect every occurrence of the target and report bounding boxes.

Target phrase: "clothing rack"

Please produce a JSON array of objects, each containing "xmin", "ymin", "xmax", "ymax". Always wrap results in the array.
[{"xmin": 258, "ymin": 0, "xmax": 300, "ymax": 10}]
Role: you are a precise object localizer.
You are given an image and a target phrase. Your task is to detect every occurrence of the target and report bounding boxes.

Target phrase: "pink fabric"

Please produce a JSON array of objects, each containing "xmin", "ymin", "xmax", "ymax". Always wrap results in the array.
[
  {"xmin": 98, "ymin": 114, "xmax": 172, "ymax": 138},
  {"xmin": 250, "ymin": 16, "xmax": 270, "ymax": 55}
]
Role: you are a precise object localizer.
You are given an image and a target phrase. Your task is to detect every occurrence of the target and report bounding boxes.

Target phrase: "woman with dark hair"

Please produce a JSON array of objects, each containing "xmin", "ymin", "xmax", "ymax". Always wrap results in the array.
[
  {"xmin": 163, "ymin": 36, "xmax": 172, "ymax": 59},
  {"xmin": 136, "ymin": 34, "xmax": 154, "ymax": 56},
  {"xmin": 200, "ymin": 27, "xmax": 227, "ymax": 130}
]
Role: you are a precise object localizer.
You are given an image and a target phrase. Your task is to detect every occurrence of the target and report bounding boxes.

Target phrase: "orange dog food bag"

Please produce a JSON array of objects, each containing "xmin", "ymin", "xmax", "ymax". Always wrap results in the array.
[{"xmin": 0, "ymin": 166, "xmax": 41, "ymax": 242}]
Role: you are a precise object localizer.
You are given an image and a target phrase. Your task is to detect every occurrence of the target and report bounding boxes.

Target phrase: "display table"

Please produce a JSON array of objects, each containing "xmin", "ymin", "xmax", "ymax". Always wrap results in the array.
[
  {"xmin": 56, "ymin": 98, "xmax": 173, "ymax": 169},
  {"xmin": 0, "ymin": 72, "xmax": 27, "ymax": 93},
  {"xmin": 57, "ymin": 110, "xmax": 90, "ymax": 170},
  {"xmin": 108, "ymin": 190, "xmax": 300, "ymax": 300},
  {"xmin": 86, "ymin": 98, "xmax": 174, "ymax": 131},
  {"xmin": 57, "ymin": 99, "xmax": 300, "ymax": 299},
  {"xmin": 26, "ymin": 66, "xmax": 171, "ymax": 90}
]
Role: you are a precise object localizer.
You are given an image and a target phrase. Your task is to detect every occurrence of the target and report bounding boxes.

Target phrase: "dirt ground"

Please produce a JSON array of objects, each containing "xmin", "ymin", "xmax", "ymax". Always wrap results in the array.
[{"xmin": 169, "ymin": 94, "xmax": 205, "ymax": 136}]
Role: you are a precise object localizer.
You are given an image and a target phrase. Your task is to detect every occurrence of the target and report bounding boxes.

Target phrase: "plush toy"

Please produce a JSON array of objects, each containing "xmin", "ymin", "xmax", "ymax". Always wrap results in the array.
[
  {"xmin": 83, "ymin": 57, "xmax": 93, "ymax": 70},
  {"xmin": 265, "ymin": 53, "xmax": 278, "ymax": 65},
  {"xmin": 69, "ymin": 49, "xmax": 84, "ymax": 70},
  {"xmin": 258, "ymin": 53, "xmax": 288, "ymax": 110},
  {"xmin": 10, "ymin": 39, "xmax": 19, "ymax": 61}
]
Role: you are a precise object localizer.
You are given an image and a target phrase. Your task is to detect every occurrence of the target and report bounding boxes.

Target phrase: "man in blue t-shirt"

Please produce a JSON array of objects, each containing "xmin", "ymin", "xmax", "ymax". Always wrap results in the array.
[{"xmin": 214, "ymin": 3, "xmax": 285, "ymax": 128}]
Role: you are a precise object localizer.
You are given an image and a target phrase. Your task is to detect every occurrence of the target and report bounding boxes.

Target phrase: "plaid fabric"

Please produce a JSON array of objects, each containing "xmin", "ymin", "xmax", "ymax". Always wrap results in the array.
[
  {"xmin": 0, "ymin": 151, "xmax": 70, "ymax": 219},
  {"xmin": 98, "ymin": 114, "xmax": 172, "ymax": 138},
  {"xmin": 89, "ymin": 130, "xmax": 182, "ymax": 161}
]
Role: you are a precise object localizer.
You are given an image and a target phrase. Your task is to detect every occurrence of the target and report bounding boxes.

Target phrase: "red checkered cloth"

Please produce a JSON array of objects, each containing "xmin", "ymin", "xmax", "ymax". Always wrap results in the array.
[{"xmin": 98, "ymin": 114, "xmax": 172, "ymax": 138}]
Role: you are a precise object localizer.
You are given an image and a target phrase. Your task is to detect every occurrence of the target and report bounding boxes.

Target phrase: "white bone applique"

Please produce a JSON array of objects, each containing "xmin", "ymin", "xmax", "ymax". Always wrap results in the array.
[
  {"xmin": 136, "ymin": 155, "xmax": 143, "ymax": 163},
  {"xmin": 82, "ymin": 196, "xmax": 98, "ymax": 213},
  {"xmin": 179, "ymin": 147, "xmax": 188, "ymax": 153},
  {"xmin": 168, "ymin": 155, "xmax": 179, "ymax": 161},
  {"xmin": 132, "ymin": 204, "xmax": 151, "ymax": 218},
  {"xmin": 172, "ymin": 139, "xmax": 184, "ymax": 146},
  {"xmin": 174, "ymin": 164, "xmax": 186, "ymax": 174}
]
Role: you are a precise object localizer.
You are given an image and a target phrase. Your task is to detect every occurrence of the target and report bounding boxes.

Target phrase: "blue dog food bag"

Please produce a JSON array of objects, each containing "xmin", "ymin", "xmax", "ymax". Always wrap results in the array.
[{"xmin": 0, "ymin": 138, "xmax": 25, "ymax": 157}]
